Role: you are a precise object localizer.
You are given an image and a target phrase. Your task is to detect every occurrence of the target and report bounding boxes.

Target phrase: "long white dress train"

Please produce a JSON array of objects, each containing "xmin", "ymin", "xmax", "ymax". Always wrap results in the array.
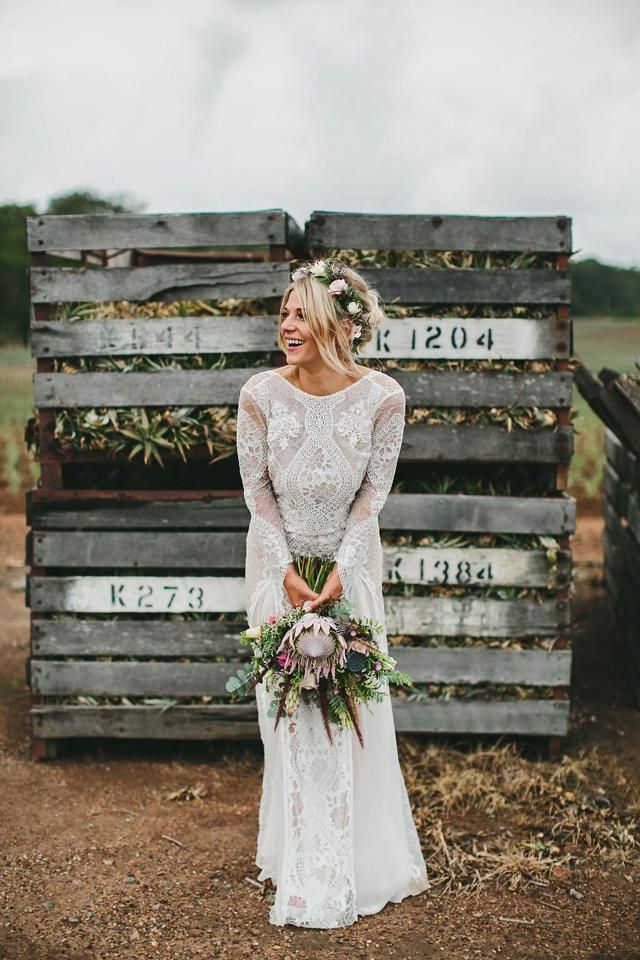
[{"xmin": 236, "ymin": 367, "xmax": 430, "ymax": 928}]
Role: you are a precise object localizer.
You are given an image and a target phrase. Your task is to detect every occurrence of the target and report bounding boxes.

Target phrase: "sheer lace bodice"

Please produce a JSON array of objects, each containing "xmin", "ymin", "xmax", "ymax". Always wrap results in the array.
[
  {"xmin": 236, "ymin": 367, "xmax": 406, "ymax": 617},
  {"xmin": 235, "ymin": 365, "xmax": 429, "ymax": 928}
]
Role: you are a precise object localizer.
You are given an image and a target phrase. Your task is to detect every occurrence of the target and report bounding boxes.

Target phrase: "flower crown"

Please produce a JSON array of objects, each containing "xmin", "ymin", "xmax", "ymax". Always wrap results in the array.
[{"xmin": 291, "ymin": 259, "xmax": 366, "ymax": 342}]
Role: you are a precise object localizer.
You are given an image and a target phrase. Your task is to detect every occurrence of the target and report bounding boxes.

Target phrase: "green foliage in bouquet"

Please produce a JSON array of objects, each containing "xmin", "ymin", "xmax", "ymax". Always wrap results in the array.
[{"xmin": 226, "ymin": 555, "xmax": 414, "ymax": 748}]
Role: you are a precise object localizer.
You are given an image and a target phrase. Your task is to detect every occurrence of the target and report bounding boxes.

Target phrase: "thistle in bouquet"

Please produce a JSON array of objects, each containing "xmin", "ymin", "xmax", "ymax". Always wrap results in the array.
[{"xmin": 226, "ymin": 555, "xmax": 415, "ymax": 748}]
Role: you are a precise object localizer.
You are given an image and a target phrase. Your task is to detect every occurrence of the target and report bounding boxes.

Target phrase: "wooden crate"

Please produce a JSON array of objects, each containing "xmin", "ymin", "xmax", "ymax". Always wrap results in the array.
[
  {"xmin": 305, "ymin": 212, "xmax": 575, "ymax": 752},
  {"xmin": 603, "ymin": 429, "xmax": 640, "ymax": 695},
  {"xmin": 26, "ymin": 488, "xmax": 573, "ymax": 743},
  {"xmin": 25, "ymin": 210, "xmax": 575, "ymax": 757}
]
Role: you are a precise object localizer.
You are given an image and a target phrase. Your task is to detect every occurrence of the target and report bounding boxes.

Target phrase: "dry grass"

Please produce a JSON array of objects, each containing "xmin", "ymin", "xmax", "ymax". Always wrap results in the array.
[{"xmin": 398, "ymin": 738, "xmax": 639, "ymax": 895}]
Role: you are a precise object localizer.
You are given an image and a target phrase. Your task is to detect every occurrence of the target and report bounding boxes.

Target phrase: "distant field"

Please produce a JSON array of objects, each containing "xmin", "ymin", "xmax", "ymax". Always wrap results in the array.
[
  {"xmin": 572, "ymin": 316, "xmax": 639, "ymax": 374},
  {"xmin": 570, "ymin": 316, "xmax": 639, "ymax": 500},
  {"xmin": 0, "ymin": 316, "xmax": 637, "ymax": 506},
  {"xmin": 0, "ymin": 344, "xmax": 37, "ymax": 506}
]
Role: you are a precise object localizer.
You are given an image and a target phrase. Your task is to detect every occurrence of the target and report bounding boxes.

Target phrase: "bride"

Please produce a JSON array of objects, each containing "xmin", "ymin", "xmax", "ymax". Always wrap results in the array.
[{"xmin": 235, "ymin": 257, "xmax": 430, "ymax": 928}]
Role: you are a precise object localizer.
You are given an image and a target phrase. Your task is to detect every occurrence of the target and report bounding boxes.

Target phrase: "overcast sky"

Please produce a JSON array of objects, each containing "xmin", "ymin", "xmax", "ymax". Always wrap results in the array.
[{"xmin": 1, "ymin": 0, "xmax": 638, "ymax": 267}]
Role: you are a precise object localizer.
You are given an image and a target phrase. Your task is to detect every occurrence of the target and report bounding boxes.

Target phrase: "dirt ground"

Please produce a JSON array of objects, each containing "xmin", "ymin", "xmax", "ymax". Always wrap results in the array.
[{"xmin": 1, "ymin": 497, "xmax": 639, "ymax": 960}]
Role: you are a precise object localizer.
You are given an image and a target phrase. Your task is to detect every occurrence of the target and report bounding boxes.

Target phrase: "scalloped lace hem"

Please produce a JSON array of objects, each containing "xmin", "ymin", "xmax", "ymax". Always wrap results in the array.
[{"xmin": 255, "ymin": 861, "xmax": 431, "ymax": 928}]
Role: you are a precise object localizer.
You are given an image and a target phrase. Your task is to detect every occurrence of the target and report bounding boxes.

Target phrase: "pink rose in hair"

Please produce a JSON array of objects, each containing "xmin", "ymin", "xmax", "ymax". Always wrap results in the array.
[{"xmin": 328, "ymin": 278, "xmax": 348, "ymax": 295}]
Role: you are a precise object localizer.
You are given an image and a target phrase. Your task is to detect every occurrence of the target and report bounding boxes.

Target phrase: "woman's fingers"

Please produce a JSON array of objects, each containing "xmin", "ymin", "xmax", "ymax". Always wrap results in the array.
[{"xmin": 305, "ymin": 589, "xmax": 341, "ymax": 611}]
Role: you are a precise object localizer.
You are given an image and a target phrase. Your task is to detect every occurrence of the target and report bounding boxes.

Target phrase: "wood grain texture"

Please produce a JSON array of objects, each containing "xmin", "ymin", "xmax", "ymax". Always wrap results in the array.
[
  {"xmin": 31, "ymin": 531, "xmax": 570, "ymax": 587},
  {"xmin": 30, "ymin": 698, "xmax": 570, "ymax": 738},
  {"xmin": 307, "ymin": 212, "xmax": 572, "ymax": 253},
  {"xmin": 29, "ymin": 647, "xmax": 570, "ymax": 696},
  {"xmin": 26, "ymin": 209, "xmax": 302, "ymax": 252},
  {"xmin": 33, "ymin": 367, "xmax": 573, "ymax": 409},
  {"xmin": 29, "ymin": 264, "xmax": 569, "ymax": 305},
  {"xmin": 603, "ymin": 462, "xmax": 640, "ymax": 545},
  {"xmin": 30, "ymin": 316, "xmax": 569, "ymax": 360},
  {"xmin": 27, "ymin": 576, "xmax": 570, "ymax": 635},
  {"xmin": 30, "ymin": 262, "xmax": 291, "ymax": 303},
  {"xmin": 31, "ymin": 618, "xmax": 249, "ymax": 658},
  {"xmin": 28, "ymin": 491, "xmax": 576, "ymax": 535},
  {"xmin": 605, "ymin": 428, "xmax": 640, "ymax": 492},
  {"xmin": 402, "ymin": 423, "xmax": 573, "ymax": 463}
]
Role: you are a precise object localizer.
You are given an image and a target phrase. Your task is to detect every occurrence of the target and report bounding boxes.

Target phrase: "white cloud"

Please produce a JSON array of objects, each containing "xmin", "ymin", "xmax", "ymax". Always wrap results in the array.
[{"xmin": 0, "ymin": 0, "xmax": 638, "ymax": 265}]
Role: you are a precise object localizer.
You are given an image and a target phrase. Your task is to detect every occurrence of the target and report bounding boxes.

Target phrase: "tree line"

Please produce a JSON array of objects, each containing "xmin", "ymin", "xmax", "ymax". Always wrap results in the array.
[{"xmin": 0, "ymin": 192, "xmax": 638, "ymax": 345}]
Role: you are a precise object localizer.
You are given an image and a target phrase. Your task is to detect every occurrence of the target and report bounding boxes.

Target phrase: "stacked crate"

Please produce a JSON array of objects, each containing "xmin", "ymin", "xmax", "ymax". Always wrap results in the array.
[
  {"xmin": 306, "ymin": 213, "xmax": 575, "ymax": 756},
  {"xmin": 25, "ymin": 209, "xmax": 575, "ymax": 760},
  {"xmin": 603, "ymin": 428, "xmax": 640, "ymax": 700},
  {"xmin": 26, "ymin": 210, "xmax": 303, "ymax": 758}
]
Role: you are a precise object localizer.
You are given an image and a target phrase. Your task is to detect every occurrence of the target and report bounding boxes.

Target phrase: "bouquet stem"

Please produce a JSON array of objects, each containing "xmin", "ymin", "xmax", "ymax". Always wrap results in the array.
[{"xmin": 294, "ymin": 555, "xmax": 335, "ymax": 593}]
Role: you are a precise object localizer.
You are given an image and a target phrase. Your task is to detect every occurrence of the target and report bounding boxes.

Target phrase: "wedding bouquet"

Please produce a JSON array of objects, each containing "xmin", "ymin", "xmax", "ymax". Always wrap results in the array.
[{"xmin": 226, "ymin": 571, "xmax": 415, "ymax": 748}]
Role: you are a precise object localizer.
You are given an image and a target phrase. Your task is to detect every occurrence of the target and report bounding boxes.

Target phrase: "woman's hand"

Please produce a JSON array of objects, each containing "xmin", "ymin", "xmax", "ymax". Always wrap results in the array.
[
  {"xmin": 303, "ymin": 564, "xmax": 344, "ymax": 613},
  {"xmin": 283, "ymin": 563, "xmax": 320, "ymax": 610}
]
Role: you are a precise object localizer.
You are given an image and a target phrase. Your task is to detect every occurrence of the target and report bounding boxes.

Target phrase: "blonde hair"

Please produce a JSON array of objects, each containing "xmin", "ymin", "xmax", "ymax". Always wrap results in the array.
[{"xmin": 277, "ymin": 257, "xmax": 386, "ymax": 380}]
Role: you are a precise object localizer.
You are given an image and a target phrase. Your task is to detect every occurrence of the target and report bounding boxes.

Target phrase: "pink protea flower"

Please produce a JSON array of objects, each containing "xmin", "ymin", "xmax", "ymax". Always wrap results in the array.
[
  {"xmin": 276, "ymin": 612, "xmax": 347, "ymax": 687},
  {"xmin": 276, "ymin": 650, "xmax": 290, "ymax": 668}
]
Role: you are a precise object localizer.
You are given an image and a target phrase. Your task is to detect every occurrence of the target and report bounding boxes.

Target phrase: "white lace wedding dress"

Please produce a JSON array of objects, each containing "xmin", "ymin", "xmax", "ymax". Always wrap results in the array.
[{"xmin": 236, "ymin": 366, "xmax": 430, "ymax": 928}]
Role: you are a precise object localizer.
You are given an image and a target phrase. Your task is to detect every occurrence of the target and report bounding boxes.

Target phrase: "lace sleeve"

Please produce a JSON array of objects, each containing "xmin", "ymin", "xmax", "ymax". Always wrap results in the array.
[
  {"xmin": 333, "ymin": 384, "xmax": 406, "ymax": 602},
  {"xmin": 236, "ymin": 382, "xmax": 294, "ymax": 593}
]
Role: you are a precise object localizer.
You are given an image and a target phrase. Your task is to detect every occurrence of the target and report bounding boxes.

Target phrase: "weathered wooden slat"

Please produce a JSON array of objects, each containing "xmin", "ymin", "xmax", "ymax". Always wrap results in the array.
[
  {"xmin": 26, "ymin": 209, "xmax": 301, "ymax": 253},
  {"xmin": 382, "ymin": 595, "xmax": 569, "ymax": 637},
  {"xmin": 393, "ymin": 647, "xmax": 572, "ymax": 685},
  {"xmin": 30, "ymin": 316, "xmax": 569, "ymax": 361},
  {"xmin": 30, "ymin": 660, "xmax": 243, "ymax": 696},
  {"xmin": 604, "ymin": 539, "xmax": 640, "ymax": 628},
  {"xmin": 33, "ymin": 428, "xmax": 573, "ymax": 466},
  {"xmin": 576, "ymin": 365, "xmax": 640, "ymax": 461},
  {"xmin": 602, "ymin": 527, "xmax": 640, "ymax": 672},
  {"xmin": 605, "ymin": 428, "xmax": 640, "ymax": 493},
  {"xmin": 33, "ymin": 423, "xmax": 573, "ymax": 464},
  {"xmin": 30, "ymin": 262, "xmax": 291, "ymax": 304},
  {"xmin": 30, "ymin": 264, "xmax": 570, "ymax": 305},
  {"xmin": 603, "ymin": 498, "xmax": 640, "ymax": 586},
  {"xmin": 33, "ymin": 424, "xmax": 574, "ymax": 467},
  {"xmin": 307, "ymin": 213, "xmax": 572, "ymax": 253},
  {"xmin": 32, "ymin": 531, "xmax": 570, "ymax": 588},
  {"xmin": 31, "ymin": 703, "xmax": 261, "ymax": 740},
  {"xmin": 32, "ymin": 619, "xmax": 248, "ymax": 658},
  {"xmin": 371, "ymin": 313, "xmax": 570, "ymax": 359},
  {"xmin": 28, "ymin": 575, "xmax": 247, "ymax": 614},
  {"xmin": 31, "ymin": 531, "xmax": 248, "ymax": 569},
  {"xmin": 28, "ymin": 491, "xmax": 576, "ymax": 535},
  {"xmin": 390, "ymin": 698, "xmax": 569, "ymax": 735},
  {"xmin": 31, "ymin": 620, "xmax": 570, "ymax": 677},
  {"xmin": 603, "ymin": 462, "xmax": 640, "ymax": 545},
  {"xmin": 361, "ymin": 268, "xmax": 570, "ymax": 304},
  {"xmin": 33, "ymin": 368, "xmax": 573, "ymax": 409},
  {"xmin": 27, "ymin": 577, "xmax": 569, "ymax": 635},
  {"xmin": 384, "ymin": 546, "xmax": 570, "ymax": 587},
  {"xmin": 402, "ymin": 423, "xmax": 573, "ymax": 463},
  {"xmin": 30, "ymin": 698, "xmax": 570, "ymax": 739},
  {"xmin": 30, "ymin": 317, "xmax": 281, "ymax": 358},
  {"xmin": 29, "ymin": 647, "xmax": 571, "ymax": 695}
]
